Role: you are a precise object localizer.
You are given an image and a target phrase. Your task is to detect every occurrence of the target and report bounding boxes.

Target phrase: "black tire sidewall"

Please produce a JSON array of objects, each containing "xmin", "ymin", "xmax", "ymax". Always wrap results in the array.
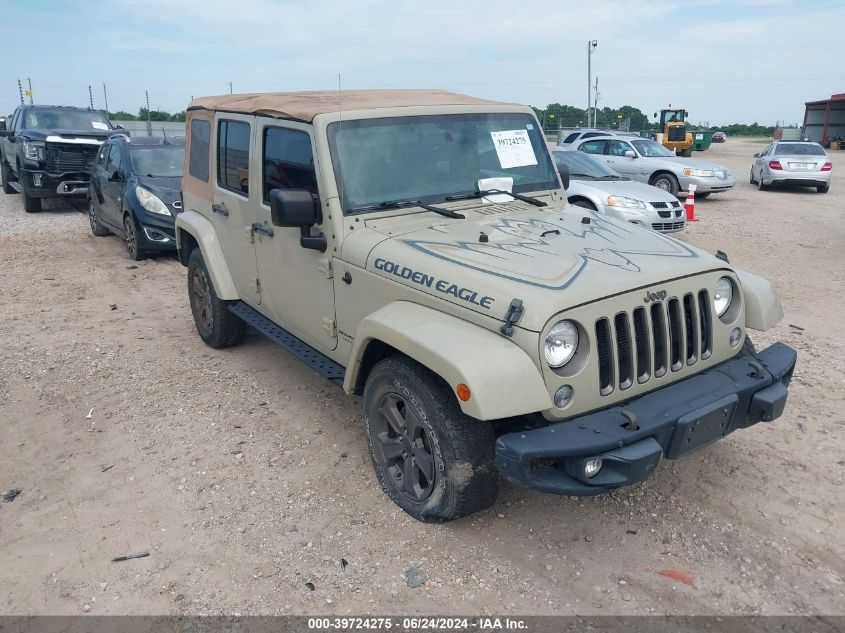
[
  {"xmin": 186, "ymin": 248, "xmax": 246, "ymax": 349},
  {"xmin": 653, "ymin": 173, "xmax": 679, "ymax": 196},
  {"xmin": 123, "ymin": 213, "xmax": 144, "ymax": 260},
  {"xmin": 363, "ymin": 357, "xmax": 498, "ymax": 522}
]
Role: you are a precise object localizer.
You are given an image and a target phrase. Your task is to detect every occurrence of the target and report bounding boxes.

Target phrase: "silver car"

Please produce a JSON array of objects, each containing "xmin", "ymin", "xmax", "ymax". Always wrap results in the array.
[
  {"xmin": 550, "ymin": 146, "xmax": 686, "ymax": 233},
  {"xmin": 750, "ymin": 141, "xmax": 831, "ymax": 193},
  {"xmin": 574, "ymin": 136, "xmax": 736, "ymax": 197}
]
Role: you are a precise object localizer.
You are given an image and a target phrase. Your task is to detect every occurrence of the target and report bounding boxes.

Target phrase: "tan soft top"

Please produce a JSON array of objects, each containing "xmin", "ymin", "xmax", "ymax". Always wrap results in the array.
[{"xmin": 187, "ymin": 89, "xmax": 513, "ymax": 122}]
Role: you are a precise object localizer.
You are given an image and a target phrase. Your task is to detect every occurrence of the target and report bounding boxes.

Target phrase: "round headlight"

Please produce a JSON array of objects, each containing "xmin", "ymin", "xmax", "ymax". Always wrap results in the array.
[
  {"xmin": 714, "ymin": 277, "xmax": 733, "ymax": 317},
  {"xmin": 545, "ymin": 321, "xmax": 579, "ymax": 368}
]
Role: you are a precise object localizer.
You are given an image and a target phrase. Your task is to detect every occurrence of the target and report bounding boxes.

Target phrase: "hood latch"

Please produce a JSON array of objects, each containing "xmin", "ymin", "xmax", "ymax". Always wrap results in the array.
[{"xmin": 499, "ymin": 299, "xmax": 524, "ymax": 337}]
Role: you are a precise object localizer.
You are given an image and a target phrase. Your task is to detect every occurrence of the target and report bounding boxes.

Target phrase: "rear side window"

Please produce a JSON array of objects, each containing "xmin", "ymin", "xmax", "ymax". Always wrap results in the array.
[
  {"xmin": 579, "ymin": 140, "xmax": 607, "ymax": 155},
  {"xmin": 263, "ymin": 127, "xmax": 318, "ymax": 202},
  {"xmin": 775, "ymin": 143, "xmax": 825, "ymax": 156},
  {"xmin": 217, "ymin": 120, "xmax": 251, "ymax": 195},
  {"xmin": 563, "ymin": 132, "xmax": 579, "ymax": 144},
  {"xmin": 582, "ymin": 132, "xmax": 604, "ymax": 139},
  {"xmin": 189, "ymin": 120, "xmax": 210, "ymax": 182}
]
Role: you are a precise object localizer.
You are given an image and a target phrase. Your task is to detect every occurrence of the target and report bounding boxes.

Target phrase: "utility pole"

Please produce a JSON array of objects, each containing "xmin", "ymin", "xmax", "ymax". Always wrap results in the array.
[
  {"xmin": 229, "ymin": 81, "xmax": 233, "ymax": 94},
  {"xmin": 103, "ymin": 83, "xmax": 109, "ymax": 114},
  {"xmin": 88, "ymin": 85, "xmax": 94, "ymax": 109},
  {"xmin": 18, "ymin": 79, "xmax": 25, "ymax": 105},
  {"xmin": 27, "ymin": 78, "xmax": 33, "ymax": 104},
  {"xmin": 586, "ymin": 40, "xmax": 597, "ymax": 127},
  {"xmin": 145, "ymin": 90, "xmax": 152, "ymax": 137},
  {"xmin": 593, "ymin": 77, "xmax": 599, "ymax": 127}
]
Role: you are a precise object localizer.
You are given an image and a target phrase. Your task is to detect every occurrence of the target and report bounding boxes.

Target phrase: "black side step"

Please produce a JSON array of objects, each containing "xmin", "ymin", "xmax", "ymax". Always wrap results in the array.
[
  {"xmin": 7, "ymin": 181, "xmax": 22, "ymax": 193},
  {"xmin": 228, "ymin": 301, "xmax": 345, "ymax": 386}
]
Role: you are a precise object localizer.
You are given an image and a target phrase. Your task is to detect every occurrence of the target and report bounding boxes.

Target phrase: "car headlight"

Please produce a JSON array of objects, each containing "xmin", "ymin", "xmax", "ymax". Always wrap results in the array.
[
  {"xmin": 544, "ymin": 320, "xmax": 579, "ymax": 368},
  {"xmin": 607, "ymin": 196, "xmax": 646, "ymax": 209},
  {"xmin": 135, "ymin": 186, "xmax": 170, "ymax": 216},
  {"xmin": 23, "ymin": 141, "xmax": 45, "ymax": 162},
  {"xmin": 714, "ymin": 277, "xmax": 733, "ymax": 317},
  {"xmin": 683, "ymin": 168, "xmax": 715, "ymax": 177}
]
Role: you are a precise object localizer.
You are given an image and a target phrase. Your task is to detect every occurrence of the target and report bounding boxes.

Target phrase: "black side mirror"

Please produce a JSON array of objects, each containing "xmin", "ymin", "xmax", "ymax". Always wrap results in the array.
[
  {"xmin": 269, "ymin": 189, "xmax": 326, "ymax": 252},
  {"xmin": 109, "ymin": 170, "xmax": 122, "ymax": 182},
  {"xmin": 556, "ymin": 163, "xmax": 570, "ymax": 190}
]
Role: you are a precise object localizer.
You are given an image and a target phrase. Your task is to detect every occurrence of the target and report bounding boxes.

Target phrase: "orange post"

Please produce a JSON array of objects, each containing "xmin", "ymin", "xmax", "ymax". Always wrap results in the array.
[{"xmin": 684, "ymin": 183, "xmax": 699, "ymax": 222}]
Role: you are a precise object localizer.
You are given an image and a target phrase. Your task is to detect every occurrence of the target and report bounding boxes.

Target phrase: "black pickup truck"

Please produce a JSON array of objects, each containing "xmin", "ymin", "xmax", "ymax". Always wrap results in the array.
[{"xmin": 0, "ymin": 105, "xmax": 115, "ymax": 212}]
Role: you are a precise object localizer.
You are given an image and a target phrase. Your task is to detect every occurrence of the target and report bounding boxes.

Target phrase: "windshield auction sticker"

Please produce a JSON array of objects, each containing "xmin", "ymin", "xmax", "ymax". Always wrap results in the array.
[{"xmin": 490, "ymin": 129, "xmax": 538, "ymax": 169}]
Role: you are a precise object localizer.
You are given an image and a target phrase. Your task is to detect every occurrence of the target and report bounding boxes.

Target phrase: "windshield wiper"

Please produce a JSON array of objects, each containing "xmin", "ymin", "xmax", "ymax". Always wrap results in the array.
[
  {"xmin": 349, "ymin": 200, "xmax": 464, "ymax": 219},
  {"xmin": 595, "ymin": 175, "xmax": 623, "ymax": 181},
  {"xmin": 446, "ymin": 189, "xmax": 547, "ymax": 207}
]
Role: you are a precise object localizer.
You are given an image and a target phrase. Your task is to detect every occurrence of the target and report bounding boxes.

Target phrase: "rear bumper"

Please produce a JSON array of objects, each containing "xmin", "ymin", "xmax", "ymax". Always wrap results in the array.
[
  {"xmin": 495, "ymin": 342, "xmax": 797, "ymax": 496},
  {"xmin": 763, "ymin": 172, "xmax": 831, "ymax": 187}
]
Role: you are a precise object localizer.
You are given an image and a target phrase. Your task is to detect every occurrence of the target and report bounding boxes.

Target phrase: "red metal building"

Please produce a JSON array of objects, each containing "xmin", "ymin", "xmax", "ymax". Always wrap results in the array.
[{"xmin": 803, "ymin": 93, "xmax": 845, "ymax": 146}]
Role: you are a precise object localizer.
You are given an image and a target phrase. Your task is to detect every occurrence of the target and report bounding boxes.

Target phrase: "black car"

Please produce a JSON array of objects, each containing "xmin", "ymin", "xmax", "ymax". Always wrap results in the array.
[
  {"xmin": 89, "ymin": 135, "xmax": 184, "ymax": 260},
  {"xmin": 0, "ymin": 105, "xmax": 116, "ymax": 213}
]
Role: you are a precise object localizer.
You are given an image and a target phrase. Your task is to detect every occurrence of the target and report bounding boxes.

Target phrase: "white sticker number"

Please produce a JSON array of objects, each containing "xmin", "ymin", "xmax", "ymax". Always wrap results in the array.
[{"xmin": 490, "ymin": 130, "xmax": 538, "ymax": 169}]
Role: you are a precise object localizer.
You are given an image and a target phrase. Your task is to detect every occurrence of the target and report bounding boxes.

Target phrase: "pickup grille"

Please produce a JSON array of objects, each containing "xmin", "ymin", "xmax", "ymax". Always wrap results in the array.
[
  {"xmin": 667, "ymin": 125, "xmax": 686, "ymax": 142},
  {"xmin": 45, "ymin": 142, "xmax": 100, "ymax": 173},
  {"xmin": 596, "ymin": 290, "xmax": 712, "ymax": 395}
]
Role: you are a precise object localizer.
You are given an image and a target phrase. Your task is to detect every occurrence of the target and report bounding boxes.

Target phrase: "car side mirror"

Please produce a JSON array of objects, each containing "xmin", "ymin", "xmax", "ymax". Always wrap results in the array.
[
  {"xmin": 269, "ymin": 188, "xmax": 326, "ymax": 252},
  {"xmin": 753, "ymin": 153, "xmax": 760, "ymax": 158},
  {"xmin": 624, "ymin": 150, "xmax": 636, "ymax": 158},
  {"xmin": 109, "ymin": 170, "xmax": 122, "ymax": 182},
  {"xmin": 556, "ymin": 163, "xmax": 570, "ymax": 190}
]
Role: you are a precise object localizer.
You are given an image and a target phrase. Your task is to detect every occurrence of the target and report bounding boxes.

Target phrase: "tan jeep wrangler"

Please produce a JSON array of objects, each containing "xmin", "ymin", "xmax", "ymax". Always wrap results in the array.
[{"xmin": 176, "ymin": 90, "xmax": 797, "ymax": 522}]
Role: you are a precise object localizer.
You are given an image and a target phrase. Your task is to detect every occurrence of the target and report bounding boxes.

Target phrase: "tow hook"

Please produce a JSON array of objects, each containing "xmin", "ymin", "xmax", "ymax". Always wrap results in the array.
[{"xmin": 748, "ymin": 359, "xmax": 765, "ymax": 379}]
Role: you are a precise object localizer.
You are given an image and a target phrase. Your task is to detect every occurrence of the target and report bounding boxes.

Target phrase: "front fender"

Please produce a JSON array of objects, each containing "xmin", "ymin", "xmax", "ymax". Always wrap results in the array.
[
  {"xmin": 175, "ymin": 210, "xmax": 239, "ymax": 300},
  {"xmin": 344, "ymin": 301, "xmax": 552, "ymax": 421},
  {"xmin": 737, "ymin": 269, "xmax": 783, "ymax": 331}
]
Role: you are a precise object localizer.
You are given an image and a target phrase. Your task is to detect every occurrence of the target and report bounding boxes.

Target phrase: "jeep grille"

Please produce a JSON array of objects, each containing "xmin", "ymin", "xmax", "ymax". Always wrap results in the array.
[
  {"xmin": 45, "ymin": 143, "xmax": 99, "ymax": 173},
  {"xmin": 596, "ymin": 290, "xmax": 712, "ymax": 396}
]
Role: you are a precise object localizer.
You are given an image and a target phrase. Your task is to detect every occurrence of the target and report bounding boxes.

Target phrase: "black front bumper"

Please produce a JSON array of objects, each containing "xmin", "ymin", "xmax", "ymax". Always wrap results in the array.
[
  {"xmin": 495, "ymin": 342, "xmax": 797, "ymax": 496},
  {"xmin": 22, "ymin": 168, "xmax": 90, "ymax": 198}
]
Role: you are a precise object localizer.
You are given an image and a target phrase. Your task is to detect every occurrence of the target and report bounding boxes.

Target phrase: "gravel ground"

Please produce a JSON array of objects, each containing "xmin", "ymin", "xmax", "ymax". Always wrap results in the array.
[{"xmin": 1, "ymin": 138, "xmax": 843, "ymax": 616}]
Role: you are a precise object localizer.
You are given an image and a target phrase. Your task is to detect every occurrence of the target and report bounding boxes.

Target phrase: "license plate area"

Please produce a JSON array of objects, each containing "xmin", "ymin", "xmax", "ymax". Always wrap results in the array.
[
  {"xmin": 789, "ymin": 162, "xmax": 811, "ymax": 169},
  {"xmin": 666, "ymin": 394, "xmax": 738, "ymax": 459}
]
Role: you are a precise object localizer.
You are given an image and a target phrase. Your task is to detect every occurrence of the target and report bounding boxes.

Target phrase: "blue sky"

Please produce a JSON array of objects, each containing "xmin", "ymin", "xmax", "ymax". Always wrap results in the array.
[{"xmin": 2, "ymin": 0, "xmax": 843, "ymax": 125}]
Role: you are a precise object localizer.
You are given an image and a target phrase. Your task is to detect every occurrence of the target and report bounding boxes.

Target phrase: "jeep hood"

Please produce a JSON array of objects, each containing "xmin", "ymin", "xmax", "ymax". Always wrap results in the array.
[{"xmin": 366, "ymin": 205, "xmax": 727, "ymax": 331}]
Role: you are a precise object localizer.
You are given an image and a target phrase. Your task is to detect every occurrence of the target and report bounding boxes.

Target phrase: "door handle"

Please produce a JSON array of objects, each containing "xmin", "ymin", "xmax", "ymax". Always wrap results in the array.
[
  {"xmin": 212, "ymin": 202, "xmax": 229, "ymax": 217},
  {"xmin": 251, "ymin": 223, "xmax": 274, "ymax": 238}
]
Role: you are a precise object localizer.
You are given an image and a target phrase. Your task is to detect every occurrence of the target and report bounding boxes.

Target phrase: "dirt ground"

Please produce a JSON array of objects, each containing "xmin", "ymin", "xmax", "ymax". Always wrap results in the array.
[{"xmin": 1, "ymin": 138, "xmax": 843, "ymax": 616}]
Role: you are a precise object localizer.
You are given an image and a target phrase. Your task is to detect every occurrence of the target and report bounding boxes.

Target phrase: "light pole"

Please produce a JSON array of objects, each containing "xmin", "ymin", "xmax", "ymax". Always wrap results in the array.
[{"xmin": 587, "ymin": 40, "xmax": 597, "ymax": 127}]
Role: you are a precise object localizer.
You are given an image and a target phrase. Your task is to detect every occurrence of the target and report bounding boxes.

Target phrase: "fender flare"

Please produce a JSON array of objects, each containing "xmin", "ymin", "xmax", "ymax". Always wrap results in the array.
[
  {"xmin": 174, "ymin": 210, "xmax": 239, "ymax": 300},
  {"xmin": 344, "ymin": 301, "xmax": 552, "ymax": 421},
  {"xmin": 736, "ymin": 269, "xmax": 783, "ymax": 331}
]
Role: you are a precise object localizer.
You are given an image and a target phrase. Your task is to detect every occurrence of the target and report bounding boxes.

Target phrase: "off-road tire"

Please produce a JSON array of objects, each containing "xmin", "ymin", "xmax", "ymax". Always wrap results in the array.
[
  {"xmin": 817, "ymin": 183, "xmax": 829, "ymax": 193},
  {"xmin": 123, "ymin": 213, "xmax": 145, "ymax": 261},
  {"xmin": 363, "ymin": 356, "xmax": 500, "ymax": 522},
  {"xmin": 187, "ymin": 248, "xmax": 246, "ymax": 349},
  {"xmin": 681, "ymin": 148, "xmax": 692, "ymax": 157},
  {"xmin": 23, "ymin": 188, "xmax": 42, "ymax": 213},
  {"xmin": 88, "ymin": 196, "xmax": 110, "ymax": 236},
  {"xmin": 651, "ymin": 172, "xmax": 679, "ymax": 197},
  {"xmin": 1, "ymin": 158, "xmax": 16, "ymax": 194}
]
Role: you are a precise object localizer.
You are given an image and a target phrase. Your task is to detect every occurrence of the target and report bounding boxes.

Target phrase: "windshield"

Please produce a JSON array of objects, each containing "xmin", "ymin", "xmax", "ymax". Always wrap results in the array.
[
  {"xmin": 129, "ymin": 146, "xmax": 184, "ymax": 178},
  {"xmin": 632, "ymin": 139, "xmax": 676, "ymax": 157},
  {"xmin": 551, "ymin": 150, "xmax": 621, "ymax": 180},
  {"xmin": 775, "ymin": 143, "xmax": 825, "ymax": 156},
  {"xmin": 327, "ymin": 113, "xmax": 558, "ymax": 212},
  {"xmin": 23, "ymin": 108, "xmax": 111, "ymax": 131}
]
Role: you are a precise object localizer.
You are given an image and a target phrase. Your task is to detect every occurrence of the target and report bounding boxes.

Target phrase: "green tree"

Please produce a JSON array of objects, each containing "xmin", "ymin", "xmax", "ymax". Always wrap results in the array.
[{"xmin": 110, "ymin": 110, "xmax": 137, "ymax": 120}]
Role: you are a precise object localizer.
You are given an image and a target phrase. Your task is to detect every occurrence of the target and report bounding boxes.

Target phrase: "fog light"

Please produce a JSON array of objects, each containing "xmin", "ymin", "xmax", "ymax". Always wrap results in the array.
[
  {"xmin": 32, "ymin": 173, "xmax": 43, "ymax": 187},
  {"xmin": 584, "ymin": 458, "xmax": 603, "ymax": 478},
  {"xmin": 729, "ymin": 327, "xmax": 742, "ymax": 347},
  {"xmin": 554, "ymin": 385, "xmax": 573, "ymax": 408}
]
